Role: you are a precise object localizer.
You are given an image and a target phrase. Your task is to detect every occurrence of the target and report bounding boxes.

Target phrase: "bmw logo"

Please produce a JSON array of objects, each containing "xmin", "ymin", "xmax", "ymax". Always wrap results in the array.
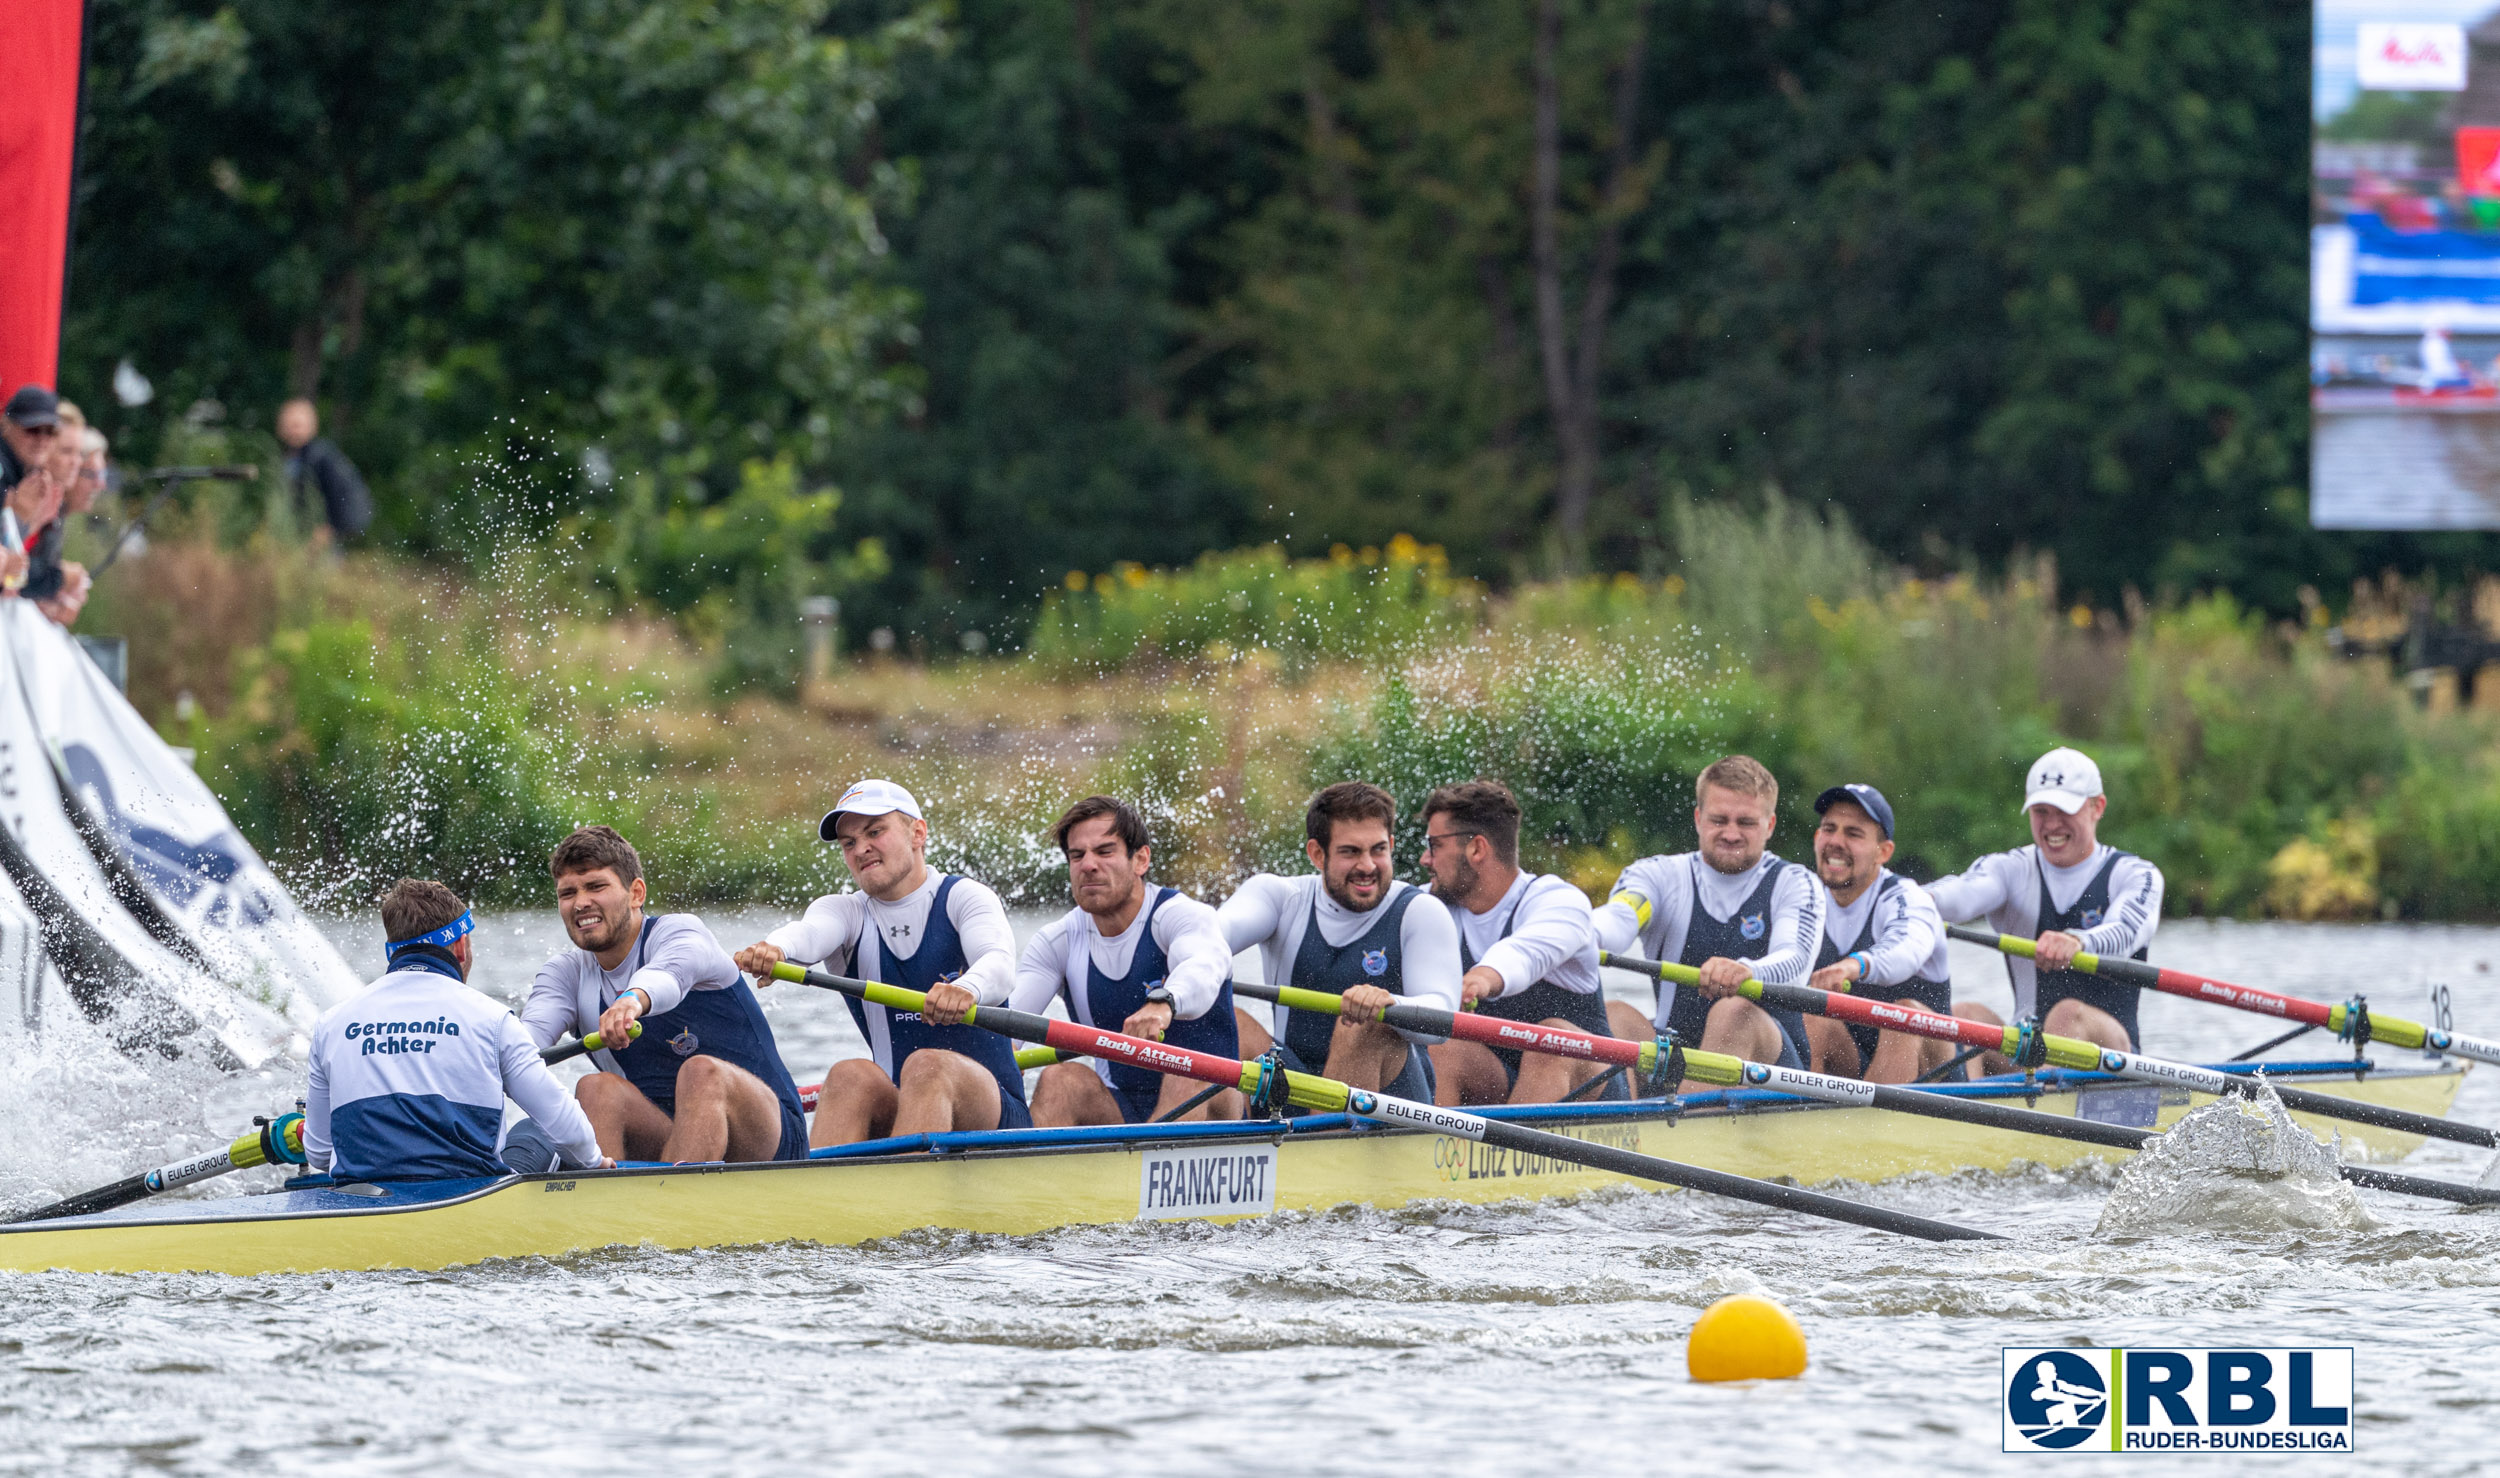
[
  {"xmin": 1743, "ymin": 1064, "xmax": 1770, "ymax": 1085},
  {"xmin": 2100, "ymin": 1051, "xmax": 2124, "ymax": 1072},
  {"xmin": 1349, "ymin": 1090, "xmax": 1377, "ymax": 1114}
]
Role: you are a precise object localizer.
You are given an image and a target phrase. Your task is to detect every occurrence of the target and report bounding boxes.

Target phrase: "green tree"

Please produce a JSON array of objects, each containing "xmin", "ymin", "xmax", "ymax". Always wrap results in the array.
[
  {"xmin": 826, "ymin": 0, "xmax": 1250, "ymax": 645},
  {"xmin": 69, "ymin": 0, "xmax": 927, "ymax": 552}
]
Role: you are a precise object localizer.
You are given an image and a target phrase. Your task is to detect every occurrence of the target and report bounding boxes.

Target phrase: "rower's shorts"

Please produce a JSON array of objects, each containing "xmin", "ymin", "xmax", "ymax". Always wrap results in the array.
[{"xmin": 773, "ymin": 1103, "xmax": 812, "ymax": 1160}]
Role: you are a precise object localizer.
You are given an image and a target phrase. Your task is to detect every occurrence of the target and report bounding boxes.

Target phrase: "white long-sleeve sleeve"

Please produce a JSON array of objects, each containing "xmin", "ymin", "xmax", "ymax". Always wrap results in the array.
[
  {"xmin": 1594, "ymin": 854, "xmax": 1695, "ymax": 961},
  {"xmin": 496, "ymin": 1017, "xmax": 601, "ymax": 1166},
  {"xmin": 1922, "ymin": 853, "xmax": 2021, "ymax": 926},
  {"xmin": 1860, "ymin": 878, "xmax": 1949, "ymax": 988},
  {"xmin": 1009, "ymin": 920, "xmax": 1072, "ymax": 1016},
  {"xmin": 1391, "ymin": 890, "xmax": 1464, "ymax": 1022},
  {"xmin": 1749, "ymin": 864, "xmax": 1825, "ymax": 986},
  {"xmin": 1475, "ymin": 875, "xmax": 1602, "ymax": 999},
  {"xmin": 942, "ymin": 877, "xmax": 1019, "ymax": 1006},
  {"xmin": 2074, "ymin": 855, "xmax": 2163, "ymax": 960},
  {"xmin": 1152, "ymin": 893, "xmax": 1236, "ymax": 1020},
  {"xmin": 1215, "ymin": 873, "xmax": 1297, "ymax": 956},
  {"xmin": 765, "ymin": 892, "xmax": 867, "ymax": 972}
]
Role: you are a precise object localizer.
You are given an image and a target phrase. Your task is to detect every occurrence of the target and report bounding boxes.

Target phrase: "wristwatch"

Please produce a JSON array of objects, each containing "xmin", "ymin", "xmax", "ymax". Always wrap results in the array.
[{"xmin": 1144, "ymin": 985, "xmax": 1175, "ymax": 1008}]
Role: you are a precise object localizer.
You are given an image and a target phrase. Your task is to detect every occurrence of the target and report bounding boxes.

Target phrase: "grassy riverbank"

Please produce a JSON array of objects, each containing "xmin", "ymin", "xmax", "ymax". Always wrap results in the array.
[{"xmin": 84, "ymin": 500, "xmax": 2500, "ymax": 919}]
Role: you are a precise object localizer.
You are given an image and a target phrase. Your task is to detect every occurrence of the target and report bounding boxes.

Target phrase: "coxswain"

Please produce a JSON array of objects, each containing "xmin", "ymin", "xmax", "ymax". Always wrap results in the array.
[
  {"xmin": 522, "ymin": 826, "xmax": 810, "ymax": 1163},
  {"xmin": 1592, "ymin": 755, "xmax": 1824, "ymax": 1066},
  {"xmin": 1013, "ymin": 795, "xmax": 1244, "ymax": 1124},
  {"xmin": 1796, "ymin": 783, "xmax": 1956, "ymax": 1082},
  {"xmin": 733, "ymin": 780, "xmax": 1031, "ymax": 1145},
  {"xmin": 1415, "ymin": 779, "xmax": 1617, "ymax": 1105},
  {"xmin": 1221, "ymin": 781, "xmax": 1462, "ymax": 1098},
  {"xmin": 1926, "ymin": 747, "xmax": 2163, "ymax": 1061},
  {"xmin": 304, "ymin": 879, "xmax": 606, "ymax": 1182}
]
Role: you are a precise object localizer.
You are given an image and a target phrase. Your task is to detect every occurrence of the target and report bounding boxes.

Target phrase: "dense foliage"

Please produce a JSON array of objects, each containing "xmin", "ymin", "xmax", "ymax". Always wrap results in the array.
[
  {"xmin": 62, "ymin": 0, "xmax": 2500, "ymax": 664},
  {"xmin": 106, "ymin": 499, "xmax": 2500, "ymax": 919}
]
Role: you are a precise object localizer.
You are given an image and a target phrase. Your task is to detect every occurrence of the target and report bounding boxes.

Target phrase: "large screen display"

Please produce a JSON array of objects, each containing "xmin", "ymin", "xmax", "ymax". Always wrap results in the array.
[{"xmin": 2314, "ymin": 2, "xmax": 2500, "ymax": 527}]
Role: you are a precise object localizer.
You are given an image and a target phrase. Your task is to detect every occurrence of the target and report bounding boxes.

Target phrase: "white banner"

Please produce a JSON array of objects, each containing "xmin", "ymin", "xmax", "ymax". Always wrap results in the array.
[
  {"xmin": 2355, "ymin": 22, "xmax": 2467, "ymax": 91},
  {"xmin": 0, "ymin": 602, "xmax": 316, "ymax": 1066}
]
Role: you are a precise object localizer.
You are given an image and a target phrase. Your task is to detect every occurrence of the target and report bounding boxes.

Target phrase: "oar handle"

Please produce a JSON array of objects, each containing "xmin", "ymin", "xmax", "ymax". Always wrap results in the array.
[
  {"xmin": 542, "ymin": 1022, "xmax": 642, "ymax": 1066},
  {"xmin": 1233, "ymin": 978, "xmax": 1671, "ymax": 1078}
]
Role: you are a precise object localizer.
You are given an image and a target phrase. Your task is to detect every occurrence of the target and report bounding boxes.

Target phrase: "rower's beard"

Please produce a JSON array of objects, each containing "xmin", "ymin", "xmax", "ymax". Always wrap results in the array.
[
  {"xmin": 1429, "ymin": 856, "xmax": 1480, "ymax": 906},
  {"xmin": 1324, "ymin": 868, "xmax": 1387, "ymax": 913},
  {"xmin": 1701, "ymin": 841, "xmax": 1760, "ymax": 875},
  {"xmin": 567, "ymin": 909, "xmax": 629, "ymax": 953},
  {"xmin": 1078, "ymin": 873, "xmax": 1140, "ymax": 919}
]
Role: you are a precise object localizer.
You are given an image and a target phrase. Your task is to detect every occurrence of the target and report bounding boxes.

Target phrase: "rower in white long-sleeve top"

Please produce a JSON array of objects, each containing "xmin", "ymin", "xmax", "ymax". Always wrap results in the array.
[
  {"xmin": 1014, "ymin": 795, "xmax": 1244, "ymax": 1124},
  {"xmin": 735, "ymin": 779, "xmax": 1030, "ymax": 1147},
  {"xmin": 1925, "ymin": 747, "xmax": 2164, "ymax": 1061},
  {"xmin": 1795, "ymin": 783, "xmax": 1957, "ymax": 1083},
  {"xmin": 1221, "ymin": 781, "xmax": 1463, "ymax": 1100},
  {"xmin": 524, "ymin": 826, "xmax": 811, "ymax": 1165},
  {"xmin": 1591, "ymin": 755, "xmax": 1824, "ymax": 1066},
  {"xmin": 1414, "ymin": 778, "xmax": 1618, "ymax": 1106},
  {"xmin": 304, "ymin": 879, "xmax": 607, "ymax": 1183}
]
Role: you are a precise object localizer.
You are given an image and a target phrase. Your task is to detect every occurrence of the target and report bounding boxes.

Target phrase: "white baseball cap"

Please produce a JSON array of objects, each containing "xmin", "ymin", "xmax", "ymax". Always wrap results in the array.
[
  {"xmin": 819, "ymin": 778, "xmax": 924, "ymax": 840},
  {"xmin": 2022, "ymin": 747, "xmax": 2103, "ymax": 814}
]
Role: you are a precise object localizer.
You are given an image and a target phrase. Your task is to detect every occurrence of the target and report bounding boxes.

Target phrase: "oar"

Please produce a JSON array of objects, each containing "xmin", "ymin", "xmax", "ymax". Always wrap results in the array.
[
  {"xmin": 4, "ymin": 1026, "xmax": 638, "ymax": 1225},
  {"xmin": 1251, "ymin": 980, "xmax": 2500, "ymax": 1207},
  {"xmin": 767, "ymin": 962, "xmax": 2001, "ymax": 1242},
  {"xmin": 1949, "ymin": 925, "xmax": 2500, "ymax": 1067},
  {"xmin": 1601, "ymin": 951, "xmax": 2496, "ymax": 1150}
]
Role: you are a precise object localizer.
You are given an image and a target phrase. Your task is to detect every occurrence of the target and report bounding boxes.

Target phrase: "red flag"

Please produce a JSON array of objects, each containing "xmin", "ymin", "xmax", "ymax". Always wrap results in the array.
[{"xmin": 0, "ymin": 0, "xmax": 87, "ymax": 397}]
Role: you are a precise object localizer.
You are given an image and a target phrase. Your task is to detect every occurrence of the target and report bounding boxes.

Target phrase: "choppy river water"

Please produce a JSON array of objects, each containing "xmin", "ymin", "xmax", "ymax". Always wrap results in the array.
[{"xmin": 4, "ymin": 916, "xmax": 2499, "ymax": 1475}]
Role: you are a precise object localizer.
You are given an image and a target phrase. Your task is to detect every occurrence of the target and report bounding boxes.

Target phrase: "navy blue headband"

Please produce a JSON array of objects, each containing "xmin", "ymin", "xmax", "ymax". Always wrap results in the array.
[{"xmin": 386, "ymin": 910, "xmax": 474, "ymax": 961}]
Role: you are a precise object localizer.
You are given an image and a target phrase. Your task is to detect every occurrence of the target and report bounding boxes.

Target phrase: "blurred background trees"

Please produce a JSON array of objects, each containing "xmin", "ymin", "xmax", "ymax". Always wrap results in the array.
[{"xmin": 60, "ymin": 0, "xmax": 2500, "ymax": 671}]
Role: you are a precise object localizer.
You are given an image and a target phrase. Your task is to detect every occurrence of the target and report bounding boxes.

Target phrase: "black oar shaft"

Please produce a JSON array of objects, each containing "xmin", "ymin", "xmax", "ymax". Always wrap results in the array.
[
  {"xmin": 1463, "ymin": 1117, "xmax": 1998, "ymax": 1240},
  {"xmin": 16, "ymin": 1172, "xmax": 154, "ymax": 1223},
  {"xmin": 2260, "ymin": 1081, "xmax": 2493, "ymax": 1147}
]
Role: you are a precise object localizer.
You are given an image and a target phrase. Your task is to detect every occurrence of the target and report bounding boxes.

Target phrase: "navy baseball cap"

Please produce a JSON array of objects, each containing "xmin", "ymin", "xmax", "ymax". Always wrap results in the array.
[
  {"xmin": 1812, "ymin": 783, "xmax": 1895, "ymax": 840},
  {"xmin": 4, "ymin": 386, "xmax": 58, "ymax": 429}
]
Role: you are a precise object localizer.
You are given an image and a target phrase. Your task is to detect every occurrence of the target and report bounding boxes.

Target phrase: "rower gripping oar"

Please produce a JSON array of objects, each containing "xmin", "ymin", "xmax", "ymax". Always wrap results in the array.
[
  {"xmin": 769, "ymin": 962, "xmax": 2002, "ymax": 1242},
  {"xmin": 1948, "ymin": 925, "xmax": 2500, "ymax": 1068},
  {"xmin": 3, "ymin": 1025, "xmax": 640, "ymax": 1225},
  {"xmin": 1258, "ymin": 980, "xmax": 2500, "ymax": 1207},
  {"xmin": 1601, "ymin": 951, "xmax": 2497, "ymax": 1151}
]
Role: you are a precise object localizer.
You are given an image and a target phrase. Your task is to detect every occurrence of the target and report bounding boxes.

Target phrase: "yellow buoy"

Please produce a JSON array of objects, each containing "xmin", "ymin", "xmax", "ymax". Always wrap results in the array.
[{"xmin": 1686, "ymin": 1293, "xmax": 1808, "ymax": 1382}]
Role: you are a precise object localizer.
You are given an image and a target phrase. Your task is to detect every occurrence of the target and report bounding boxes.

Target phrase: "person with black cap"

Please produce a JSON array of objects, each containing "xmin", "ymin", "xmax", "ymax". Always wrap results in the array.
[
  {"xmin": 0, "ymin": 387, "xmax": 64, "ymax": 594},
  {"xmin": 732, "ymin": 779, "xmax": 1031, "ymax": 1146},
  {"xmin": 1797, "ymin": 783, "xmax": 1956, "ymax": 1082},
  {"xmin": 0, "ymin": 386, "xmax": 59, "ymax": 493}
]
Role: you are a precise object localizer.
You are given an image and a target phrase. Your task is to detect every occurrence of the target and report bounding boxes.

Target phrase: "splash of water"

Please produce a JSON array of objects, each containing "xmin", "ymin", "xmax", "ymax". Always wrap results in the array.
[
  {"xmin": 2096, "ymin": 1077, "xmax": 2377, "ymax": 1236},
  {"xmin": 0, "ymin": 984, "xmax": 298, "ymax": 1215}
]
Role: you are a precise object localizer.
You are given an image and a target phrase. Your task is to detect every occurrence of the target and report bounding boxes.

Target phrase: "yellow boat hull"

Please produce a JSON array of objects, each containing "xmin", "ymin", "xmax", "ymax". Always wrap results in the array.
[{"xmin": 0, "ymin": 1065, "xmax": 2464, "ymax": 1276}]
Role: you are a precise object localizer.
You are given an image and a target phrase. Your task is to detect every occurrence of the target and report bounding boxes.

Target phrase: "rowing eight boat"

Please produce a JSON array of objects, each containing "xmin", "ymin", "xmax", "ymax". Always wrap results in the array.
[{"xmin": 0, "ymin": 1057, "xmax": 2462, "ymax": 1276}]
